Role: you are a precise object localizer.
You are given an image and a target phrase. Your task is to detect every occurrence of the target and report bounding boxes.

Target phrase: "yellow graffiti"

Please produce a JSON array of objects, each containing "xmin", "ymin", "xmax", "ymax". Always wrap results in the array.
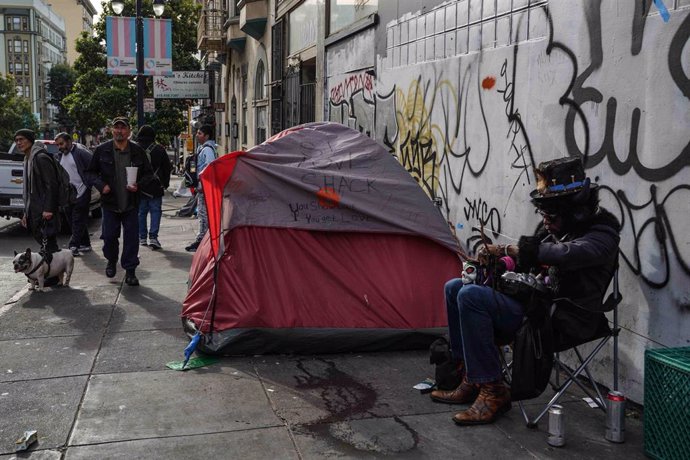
[{"xmin": 393, "ymin": 76, "xmax": 460, "ymax": 198}]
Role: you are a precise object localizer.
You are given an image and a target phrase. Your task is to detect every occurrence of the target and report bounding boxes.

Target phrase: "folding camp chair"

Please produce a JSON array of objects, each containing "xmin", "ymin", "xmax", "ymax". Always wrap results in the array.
[{"xmin": 499, "ymin": 264, "xmax": 623, "ymax": 427}]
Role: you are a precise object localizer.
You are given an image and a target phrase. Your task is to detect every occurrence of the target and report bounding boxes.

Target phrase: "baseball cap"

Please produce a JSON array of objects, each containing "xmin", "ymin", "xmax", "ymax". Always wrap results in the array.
[{"xmin": 111, "ymin": 117, "xmax": 131, "ymax": 128}]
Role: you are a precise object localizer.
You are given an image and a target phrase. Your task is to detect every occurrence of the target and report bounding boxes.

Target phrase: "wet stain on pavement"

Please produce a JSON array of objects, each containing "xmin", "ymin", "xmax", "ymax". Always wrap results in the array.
[{"xmin": 294, "ymin": 358, "xmax": 419, "ymax": 455}]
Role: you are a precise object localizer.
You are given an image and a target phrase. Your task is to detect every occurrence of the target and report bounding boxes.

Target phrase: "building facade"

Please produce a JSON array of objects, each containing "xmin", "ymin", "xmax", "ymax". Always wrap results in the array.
[
  {"xmin": 0, "ymin": 0, "xmax": 67, "ymax": 134},
  {"xmin": 49, "ymin": 0, "xmax": 96, "ymax": 65},
  {"xmin": 199, "ymin": 0, "xmax": 690, "ymax": 404}
]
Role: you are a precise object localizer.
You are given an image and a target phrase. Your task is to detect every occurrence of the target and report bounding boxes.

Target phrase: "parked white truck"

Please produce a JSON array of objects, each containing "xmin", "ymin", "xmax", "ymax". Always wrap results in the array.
[
  {"xmin": 0, "ymin": 149, "xmax": 26, "ymax": 219},
  {"xmin": 0, "ymin": 141, "xmax": 100, "ymax": 221}
]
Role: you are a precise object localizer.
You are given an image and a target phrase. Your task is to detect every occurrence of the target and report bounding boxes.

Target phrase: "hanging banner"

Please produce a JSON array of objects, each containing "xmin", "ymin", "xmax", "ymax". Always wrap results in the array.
[
  {"xmin": 106, "ymin": 16, "xmax": 173, "ymax": 76},
  {"xmin": 106, "ymin": 16, "xmax": 136, "ymax": 75},
  {"xmin": 143, "ymin": 18, "xmax": 172, "ymax": 76}
]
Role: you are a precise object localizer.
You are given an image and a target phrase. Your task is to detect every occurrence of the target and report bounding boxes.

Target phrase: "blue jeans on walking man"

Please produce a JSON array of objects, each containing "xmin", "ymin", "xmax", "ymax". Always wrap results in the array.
[
  {"xmin": 195, "ymin": 191, "xmax": 208, "ymax": 242},
  {"xmin": 444, "ymin": 280, "xmax": 525, "ymax": 383},
  {"xmin": 138, "ymin": 196, "xmax": 162, "ymax": 240},
  {"xmin": 102, "ymin": 208, "xmax": 139, "ymax": 271}
]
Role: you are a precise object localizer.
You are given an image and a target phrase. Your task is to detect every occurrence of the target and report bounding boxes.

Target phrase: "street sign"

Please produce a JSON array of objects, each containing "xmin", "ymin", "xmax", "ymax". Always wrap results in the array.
[
  {"xmin": 214, "ymin": 102, "xmax": 225, "ymax": 112},
  {"xmin": 153, "ymin": 71, "xmax": 210, "ymax": 99},
  {"xmin": 144, "ymin": 98, "xmax": 156, "ymax": 113}
]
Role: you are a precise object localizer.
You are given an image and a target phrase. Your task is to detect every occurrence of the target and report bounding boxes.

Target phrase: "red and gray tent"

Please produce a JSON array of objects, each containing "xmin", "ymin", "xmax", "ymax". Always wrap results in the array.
[{"xmin": 181, "ymin": 122, "xmax": 463, "ymax": 354}]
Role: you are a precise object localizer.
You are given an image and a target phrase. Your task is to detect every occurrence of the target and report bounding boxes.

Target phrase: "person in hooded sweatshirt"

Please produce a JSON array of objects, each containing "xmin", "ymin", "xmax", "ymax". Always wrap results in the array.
[
  {"xmin": 135, "ymin": 125, "xmax": 172, "ymax": 250},
  {"xmin": 16, "ymin": 129, "xmax": 61, "ymax": 258}
]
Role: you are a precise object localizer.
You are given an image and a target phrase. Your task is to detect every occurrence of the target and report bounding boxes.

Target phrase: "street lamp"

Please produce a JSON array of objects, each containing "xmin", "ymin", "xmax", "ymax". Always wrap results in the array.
[{"xmin": 111, "ymin": 0, "xmax": 165, "ymax": 129}]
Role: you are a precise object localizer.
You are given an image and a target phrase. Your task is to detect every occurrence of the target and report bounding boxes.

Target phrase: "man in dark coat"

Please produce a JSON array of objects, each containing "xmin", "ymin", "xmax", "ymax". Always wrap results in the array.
[
  {"xmin": 134, "ymin": 124, "xmax": 172, "ymax": 250},
  {"xmin": 85, "ymin": 117, "xmax": 155, "ymax": 286},
  {"xmin": 55, "ymin": 132, "xmax": 93, "ymax": 256},
  {"xmin": 16, "ymin": 129, "xmax": 61, "ymax": 258},
  {"xmin": 430, "ymin": 157, "xmax": 620, "ymax": 426}
]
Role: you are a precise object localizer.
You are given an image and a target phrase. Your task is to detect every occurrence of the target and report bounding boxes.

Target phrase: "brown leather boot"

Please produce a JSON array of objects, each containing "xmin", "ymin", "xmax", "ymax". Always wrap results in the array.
[
  {"xmin": 452, "ymin": 381, "xmax": 511, "ymax": 425},
  {"xmin": 430, "ymin": 377, "xmax": 479, "ymax": 404}
]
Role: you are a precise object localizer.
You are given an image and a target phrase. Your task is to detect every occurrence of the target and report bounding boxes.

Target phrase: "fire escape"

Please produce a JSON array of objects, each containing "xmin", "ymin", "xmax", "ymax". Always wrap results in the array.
[{"xmin": 197, "ymin": 0, "xmax": 226, "ymax": 124}]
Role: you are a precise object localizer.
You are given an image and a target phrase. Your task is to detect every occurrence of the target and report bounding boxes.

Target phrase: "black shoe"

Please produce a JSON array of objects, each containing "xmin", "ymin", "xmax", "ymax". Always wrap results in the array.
[
  {"xmin": 106, "ymin": 260, "xmax": 117, "ymax": 278},
  {"xmin": 125, "ymin": 270, "xmax": 139, "ymax": 286},
  {"xmin": 185, "ymin": 241, "xmax": 200, "ymax": 252}
]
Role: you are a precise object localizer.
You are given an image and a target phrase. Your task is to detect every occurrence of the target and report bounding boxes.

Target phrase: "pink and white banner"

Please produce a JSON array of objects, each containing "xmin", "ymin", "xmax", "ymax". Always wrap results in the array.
[
  {"xmin": 106, "ymin": 16, "xmax": 136, "ymax": 75},
  {"xmin": 142, "ymin": 18, "xmax": 172, "ymax": 76},
  {"xmin": 106, "ymin": 16, "xmax": 172, "ymax": 76}
]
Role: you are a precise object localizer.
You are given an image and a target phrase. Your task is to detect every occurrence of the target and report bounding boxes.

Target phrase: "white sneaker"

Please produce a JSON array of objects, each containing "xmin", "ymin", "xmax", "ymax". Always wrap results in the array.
[
  {"xmin": 139, "ymin": 238, "xmax": 148, "ymax": 246},
  {"xmin": 148, "ymin": 238, "xmax": 162, "ymax": 250},
  {"xmin": 69, "ymin": 246, "xmax": 80, "ymax": 256},
  {"xmin": 78, "ymin": 245, "xmax": 92, "ymax": 252}
]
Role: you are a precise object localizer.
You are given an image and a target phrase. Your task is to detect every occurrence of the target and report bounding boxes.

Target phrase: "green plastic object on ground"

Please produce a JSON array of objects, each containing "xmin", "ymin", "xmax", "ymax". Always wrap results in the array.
[{"xmin": 166, "ymin": 356, "xmax": 219, "ymax": 371}]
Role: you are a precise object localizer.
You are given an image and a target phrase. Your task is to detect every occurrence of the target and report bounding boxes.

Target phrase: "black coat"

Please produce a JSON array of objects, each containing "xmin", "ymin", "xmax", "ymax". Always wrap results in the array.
[
  {"xmin": 137, "ymin": 140, "xmax": 172, "ymax": 195},
  {"xmin": 86, "ymin": 140, "xmax": 155, "ymax": 212},
  {"xmin": 24, "ymin": 142, "xmax": 59, "ymax": 219},
  {"xmin": 518, "ymin": 208, "xmax": 621, "ymax": 349}
]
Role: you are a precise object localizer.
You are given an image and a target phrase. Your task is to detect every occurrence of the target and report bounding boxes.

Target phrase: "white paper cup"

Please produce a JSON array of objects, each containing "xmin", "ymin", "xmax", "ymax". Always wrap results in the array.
[{"xmin": 125, "ymin": 166, "xmax": 138, "ymax": 186}]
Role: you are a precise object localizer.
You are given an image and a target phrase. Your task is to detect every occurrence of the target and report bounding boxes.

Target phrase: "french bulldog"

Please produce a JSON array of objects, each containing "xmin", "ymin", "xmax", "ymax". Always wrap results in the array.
[{"xmin": 12, "ymin": 248, "xmax": 74, "ymax": 292}]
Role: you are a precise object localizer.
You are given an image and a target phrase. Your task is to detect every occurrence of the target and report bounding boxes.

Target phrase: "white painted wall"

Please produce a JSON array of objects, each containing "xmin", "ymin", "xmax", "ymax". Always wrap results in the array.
[{"xmin": 326, "ymin": 0, "xmax": 690, "ymax": 403}]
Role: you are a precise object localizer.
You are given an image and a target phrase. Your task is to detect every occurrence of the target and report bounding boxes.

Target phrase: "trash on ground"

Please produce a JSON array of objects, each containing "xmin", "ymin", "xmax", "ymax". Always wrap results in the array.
[
  {"xmin": 413, "ymin": 378, "xmax": 435, "ymax": 393},
  {"xmin": 166, "ymin": 356, "xmax": 219, "ymax": 371},
  {"xmin": 582, "ymin": 397, "xmax": 602, "ymax": 408},
  {"xmin": 15, "ymin": 430, "xmax": 37, "ymax": 451}
]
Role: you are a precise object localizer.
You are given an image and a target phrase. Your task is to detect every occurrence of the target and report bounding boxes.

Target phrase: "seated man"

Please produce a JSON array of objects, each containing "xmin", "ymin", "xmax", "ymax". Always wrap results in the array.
[{"xmin": 431, "ymin": 156, "xmax": 620, "ymax": 425}]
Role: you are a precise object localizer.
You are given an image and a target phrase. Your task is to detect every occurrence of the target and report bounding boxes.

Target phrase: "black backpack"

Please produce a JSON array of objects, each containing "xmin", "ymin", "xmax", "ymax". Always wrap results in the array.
[
  {"xmin": 140, "ymin": 144, "xmax": 164, "ymax": 198},
  {"xmin": 429, "ymin": 336, "xmax": 463, "ymax": 391},
  {"xmin": 42, "ymin": 151, "xmax": 78, "ymax": 210},
  {"xmin": 183, "ymin": 154, "xmax": 198, "ymax": 188},
  {"xmin": 183, "ymin": 144, "xmax": 216, "ymax": 188}
]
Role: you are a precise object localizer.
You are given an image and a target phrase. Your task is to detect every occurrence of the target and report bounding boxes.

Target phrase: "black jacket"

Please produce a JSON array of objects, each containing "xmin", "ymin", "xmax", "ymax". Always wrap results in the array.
[
  {"xmin": 56, "ymin": 143, "xmax": 93, "ymax": 194},
  {"xmin": 86, "ymin": 140, "xmax": 155, "ymax": 211},
  {"xmin": 24, "ymin": 142, "xmax": 59, "ymax": 218},
  {"xmin": 517, "ymin": 208, "xmax": 621, "ymax": 348},
  {"xmin": 137, "ymin": 139, "xmax": 172, "ymax": 196}
]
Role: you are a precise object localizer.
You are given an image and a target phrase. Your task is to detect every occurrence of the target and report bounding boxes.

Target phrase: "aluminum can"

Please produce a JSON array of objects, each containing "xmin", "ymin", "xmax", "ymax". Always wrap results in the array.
[
  {"xmin": 605, "ymin": 391, "xmax": 626, "ymax": 443},
  {"xmin": 547, "ymin": 404, "xmax": 565, "ymax": 447}
]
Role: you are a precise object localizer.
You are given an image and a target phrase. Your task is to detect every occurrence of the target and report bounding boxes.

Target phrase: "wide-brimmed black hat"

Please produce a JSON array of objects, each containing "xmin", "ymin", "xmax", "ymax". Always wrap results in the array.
[{"xmin": 529, "ymin": 157, "xmax": 598, "ymax": 203}]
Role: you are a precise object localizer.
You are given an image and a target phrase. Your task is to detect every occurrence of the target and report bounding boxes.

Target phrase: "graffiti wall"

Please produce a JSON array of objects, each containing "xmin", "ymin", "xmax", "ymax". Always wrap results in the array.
[{"xmin": 326, "ymin": 0, "xmax": 690, "ymax": 402}]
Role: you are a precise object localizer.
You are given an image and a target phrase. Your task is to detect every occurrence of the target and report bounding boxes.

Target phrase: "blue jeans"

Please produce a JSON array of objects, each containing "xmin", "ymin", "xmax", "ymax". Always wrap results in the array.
[
  {"xmin": 445, "ymin": 280, "xmax": 525, "ymax": 384},
  {"xmin": 102, "ymin": 207, "xmax": 139, "ymax": 270},
  {"xmin": 195, "ymin": 191, "xmax": 208, "ymax": 242},
  {"xmin": 138, "ymin": 196, "xmax": 162, "ymax": 239}
]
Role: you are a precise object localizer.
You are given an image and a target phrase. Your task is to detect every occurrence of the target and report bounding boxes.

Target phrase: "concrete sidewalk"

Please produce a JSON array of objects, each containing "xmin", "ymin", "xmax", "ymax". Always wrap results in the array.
[{"xmin": 0, "ymin": 182, "xmax": 646, "ymax": 459}]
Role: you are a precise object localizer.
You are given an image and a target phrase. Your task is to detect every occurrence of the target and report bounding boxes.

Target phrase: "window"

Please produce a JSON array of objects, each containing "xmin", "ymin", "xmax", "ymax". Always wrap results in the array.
[
  {"xmin": 22, "ymin": 17, "xmax": 28, "ymax": 31},
  {"xmin": 24, "ymin": 63, "xmax": 29, "ymax": 74},
  {"xmin": 23, "ymin": 40, "xmax": 28, "ymax": 53},
  {"xmin": 328, "ymin": 0, "xmax": 378, "ymax": 35},
  {"xmin": 254, "ymin": 60, "xmax": 266, "ymax": 100},
  {"xmin": 254, "ymin": 59, "xmax": 267, "ymax": 144},
  {"xmin": 12, "ymin": 17, "xmax": 21, "ymax": 31},
  {"xmin": 17, "ymin": 86, "xmax": 23, "ymax": 97},
  {"xmin": 256, "ymin": 106, "xmax": 267, "ymax": 144},
  {"xmin": 14, "ymin": 40, "xmax": 21, "ymax": 53},
  {"xmin": 289, "ymin": 0, "xmax": 317, "ymax": 54},
  {"xmin": 8, "ymin": 62, "xmax": 14, "ymax": 74},
  {"xmin": 241, "ymin": 70, "xmax": 248, "ymax": 145}
]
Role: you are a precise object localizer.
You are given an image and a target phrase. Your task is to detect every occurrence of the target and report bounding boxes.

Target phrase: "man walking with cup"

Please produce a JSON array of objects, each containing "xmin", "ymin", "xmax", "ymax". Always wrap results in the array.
[{"xmin": 86, "ymin": 117, "xmax": 154, "ymax": 286}]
